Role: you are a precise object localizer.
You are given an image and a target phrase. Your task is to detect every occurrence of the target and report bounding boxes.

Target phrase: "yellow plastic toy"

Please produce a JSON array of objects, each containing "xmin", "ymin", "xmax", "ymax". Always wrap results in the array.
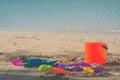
[
  {"xmin": 38, "ymin": 65, "xmax": 53, "ymax": 71},
  {"xmin": 83, "ymin": 67, "xmax": 94, "ymax": 73}
]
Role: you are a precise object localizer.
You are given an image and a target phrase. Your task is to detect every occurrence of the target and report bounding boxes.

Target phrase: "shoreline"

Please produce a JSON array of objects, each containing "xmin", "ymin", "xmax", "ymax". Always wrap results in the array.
[{"xmin": 0, "ymin": 30, "xmax": 120, "ymax": 36}]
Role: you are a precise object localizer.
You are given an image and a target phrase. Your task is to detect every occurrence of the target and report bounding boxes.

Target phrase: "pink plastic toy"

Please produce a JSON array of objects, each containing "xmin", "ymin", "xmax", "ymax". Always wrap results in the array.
[{"xmin": 11, "ymin": 60, "xmax": 22, "ymax": 66}]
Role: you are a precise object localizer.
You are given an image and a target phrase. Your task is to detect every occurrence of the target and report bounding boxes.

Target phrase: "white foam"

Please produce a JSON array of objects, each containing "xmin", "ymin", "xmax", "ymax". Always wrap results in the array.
[{"xmin": 105, "ymin": 29, "xmax": 120, "ymax": 32}]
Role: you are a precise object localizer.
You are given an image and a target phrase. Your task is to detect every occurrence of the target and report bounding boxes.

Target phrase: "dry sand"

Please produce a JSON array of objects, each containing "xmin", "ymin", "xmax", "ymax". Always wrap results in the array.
[{"xmin": 0, "ymin": 31, "xmax": 120, "ymax": 80}]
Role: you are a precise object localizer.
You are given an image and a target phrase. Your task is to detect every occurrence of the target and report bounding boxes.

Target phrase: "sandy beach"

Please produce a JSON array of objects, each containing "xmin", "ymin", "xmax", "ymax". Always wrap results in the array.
[{"xmin": 0, "ymin": 31, "xmax": 120, "ymax": 80}]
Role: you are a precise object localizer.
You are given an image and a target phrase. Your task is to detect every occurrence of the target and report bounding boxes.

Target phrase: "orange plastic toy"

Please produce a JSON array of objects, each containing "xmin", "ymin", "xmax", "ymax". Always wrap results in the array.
[
  {"xmin": 52, "ymin": 67, "xmax": 70, "ymax": 74},
  {"xmin": 85, "ymin": 42, "xmax": 108, "ymax": 64}
]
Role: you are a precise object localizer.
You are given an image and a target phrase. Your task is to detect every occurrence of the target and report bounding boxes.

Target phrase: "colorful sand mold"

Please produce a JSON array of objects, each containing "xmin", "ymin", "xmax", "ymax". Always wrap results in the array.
[
  {"xmin": 23, "ymin": 60, "xmax": 57, "ymax": 67},
  {"xmin": 38, "ymin": 65, "xmax": 70, "ymax": 74},
  {"xmin": 57, "ymin": 62, "xmax": 91, "ymax": 68},
  {"xmin": 11, "ymin": 59, "xmax": 57, "ymax": 67},
  {"xmin": 58, "ymin": 62, "xmax": 103, "ymax": 73},
  {"xmin": 38, "ymin": 64, "xmax": 53, "ymax": 71},
  {"xmin": 83, "ymin": 67, "xmax": 94, "ymax": 73},
  {"xmin": 11, "ymin": 42, "xmax": 107, "ymax": 74},
  {"xmin": 53, "ymin": 67, "xmax": 70, "ymax": 74},
  {"xmin": 11, "ymin": 59, "xmax": 103, "ymax": 74},
  {"xmin": 11, "ymin": 60, "xmax": 22, "ymax": 66}
]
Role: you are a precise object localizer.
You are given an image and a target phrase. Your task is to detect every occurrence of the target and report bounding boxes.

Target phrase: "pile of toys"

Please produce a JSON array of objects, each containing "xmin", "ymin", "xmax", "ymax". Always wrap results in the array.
[{"xmin": 11, "ymin": 58, "xmax": 103, "ymax": 74}]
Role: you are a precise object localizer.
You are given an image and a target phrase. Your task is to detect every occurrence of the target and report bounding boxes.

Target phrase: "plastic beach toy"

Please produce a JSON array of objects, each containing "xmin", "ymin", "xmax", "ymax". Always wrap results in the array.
[
  {"xmin": 85, "ymin": 42, "xmax": 108, "ymax": 64},
  {"xmin": 23, "ymin": 62, "xmax": 33, "ymax": 68},
  {"xmin": 71, "ymin": 66, "xmax": 83, "ymax": 71},
  {"xmin": 58, "ymin": 62, "xmax": 91, "ymax": 69},
  {"xmin": 52, "ymin": 67, "xmax": 70, "ymax": 74},
  {"xmin": 79, "ymin": 62, "xmax": 91, "ymax": 67},
  {"xmin": 57, "ymin": 64, "xmax": 67, "ymax": 68},
  {"xmin": 11, "ymin": 60, "xmax": 22, "ymax": 66},
  {"xmin": 62, "ymin": 67, "xmax": 72, "ymax": 71},
  {"xmin": 23, "ymin": 58, "xmax": 57, "ymax": 67},
  {"xmin": 58, "ymin": 62, "xmax": 91, "ymax": 68},
  {"xmin": 83, "ymin": 67, "xmax": 94, "ymax": 73},
  {"xmin": 93, "ymin": 67, "xmax": 103, "ymax": 73},
  {"xmin": 38, "ymin": 65, "xmax": 52, "ymax": 71}
]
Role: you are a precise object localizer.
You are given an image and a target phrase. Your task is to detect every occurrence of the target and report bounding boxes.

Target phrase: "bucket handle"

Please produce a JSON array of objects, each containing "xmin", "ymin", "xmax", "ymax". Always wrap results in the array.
[{"xmin": 102, "ymin": 45, "xmax": 108, "ymax": 51}]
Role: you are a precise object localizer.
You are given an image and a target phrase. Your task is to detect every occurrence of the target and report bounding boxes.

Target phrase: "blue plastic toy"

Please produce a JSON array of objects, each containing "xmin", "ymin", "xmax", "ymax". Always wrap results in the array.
[{"xmin": 23, "ymin": 59, "xmax": 57, "ymax": 67}]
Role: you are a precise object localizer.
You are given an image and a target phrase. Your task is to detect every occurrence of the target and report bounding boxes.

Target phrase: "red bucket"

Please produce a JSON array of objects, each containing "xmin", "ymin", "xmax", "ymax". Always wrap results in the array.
[{"xmin": 84, "ymin": 42, "xmax": 108, "ymax": 64}]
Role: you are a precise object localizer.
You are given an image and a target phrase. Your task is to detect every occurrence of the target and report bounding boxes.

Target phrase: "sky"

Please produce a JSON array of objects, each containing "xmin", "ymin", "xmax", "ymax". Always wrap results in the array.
[{"xmin": 0, "ymin": 0, "xmax": 120, "ymax": 33}]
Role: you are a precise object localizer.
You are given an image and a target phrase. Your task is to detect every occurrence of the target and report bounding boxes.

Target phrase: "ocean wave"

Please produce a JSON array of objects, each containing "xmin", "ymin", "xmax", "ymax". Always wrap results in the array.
[{"xmin": 105, "ymin": 29, "xmax": 120, "ymax": 33}]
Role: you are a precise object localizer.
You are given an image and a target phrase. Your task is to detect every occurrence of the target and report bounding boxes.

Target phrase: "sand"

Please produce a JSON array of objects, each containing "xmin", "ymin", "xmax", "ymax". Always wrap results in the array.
[{"xmin": 0, "ymin": 31, "xmax": 120, "ymax": 80}]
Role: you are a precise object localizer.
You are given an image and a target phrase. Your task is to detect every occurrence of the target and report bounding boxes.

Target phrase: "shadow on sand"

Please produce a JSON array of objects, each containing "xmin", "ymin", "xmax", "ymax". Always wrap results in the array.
[
  {"xmin": 38, "ymin": 73, "xmax": 71, "ymax": 80},
  {"xmin": 0, "ymin": 70, "xmax": 73, "ymax": 80},
  {"xmin": 0, "ymin": 74, "xmax": 38, "ymax": 80}
]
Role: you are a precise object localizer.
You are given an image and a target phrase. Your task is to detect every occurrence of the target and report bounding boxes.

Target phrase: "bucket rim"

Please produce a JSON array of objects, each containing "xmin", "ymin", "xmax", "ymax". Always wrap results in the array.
[{"xmin": 85, "ymin": 42, "xmax": 108, "ymax": 46}]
